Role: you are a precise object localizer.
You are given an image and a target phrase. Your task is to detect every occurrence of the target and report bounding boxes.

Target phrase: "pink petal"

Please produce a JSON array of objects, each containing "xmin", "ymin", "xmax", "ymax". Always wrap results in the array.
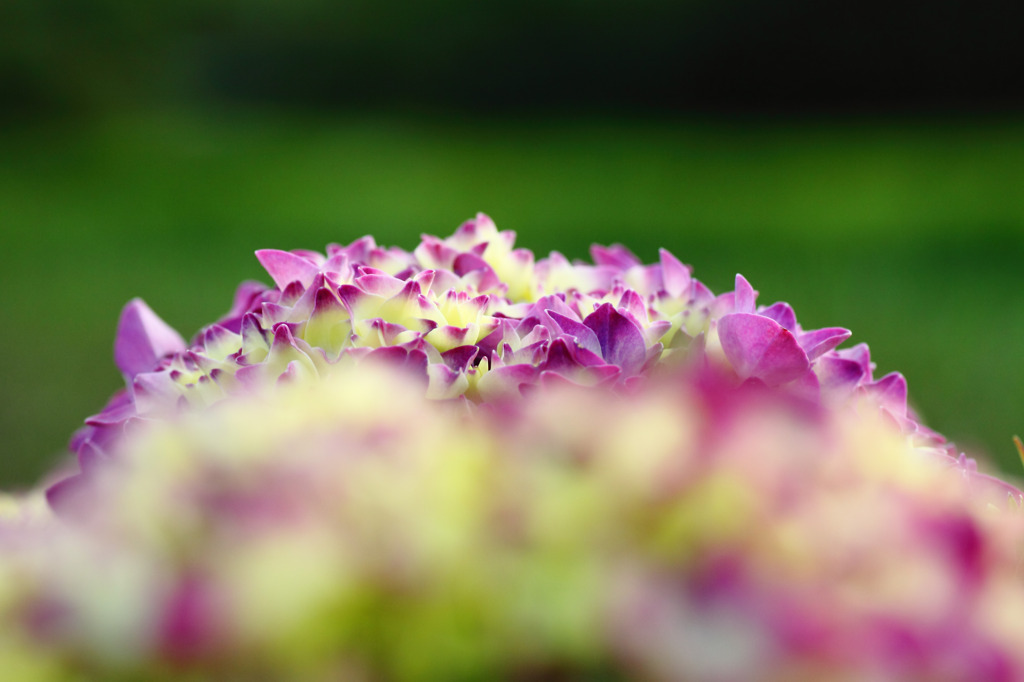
[
  {"xmin": 114, "ymin": 299, "xmax": 186, "ymax": 377},
  {"xmin": 717, "ymin": 312, "xmax": 810, "ymax": 386},
  {"xmin": 255, "ymin": 249, "xmax": 320, "ymax": 291},
  {"xmin": 798, "ymin": 327, "xmax": 852, "ymax": 361},
  {"xmin": 590, "ymin": 243, "xmax": 641, "ymax": 269},
  {"xmin": 866, "ymin": 372, "xmax": 908, "ymax": 418},
  {"xmin": 583, "ymin": 303, "xmax": 647, "ymax": 376},
  {"xmin": 733, "ymin": 274, "xmax": 757, "ymax": 314},
  {"xmin": 758, "ymin": 302, "xmax": 797, "ymax": 331},
  {"xmin": 658, "ymin": 249, "xmax": 691, "ymax": 299}
]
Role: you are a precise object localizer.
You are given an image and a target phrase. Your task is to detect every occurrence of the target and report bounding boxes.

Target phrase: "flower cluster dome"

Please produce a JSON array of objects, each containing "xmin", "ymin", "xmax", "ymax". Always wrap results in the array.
[
  {"xmin": 2, "ymin": 214, "xmax": 1022, "ymax": 680},
  {"xmin": 50, "ymin": 214, "xmax": 1013, "ymax": 510}
]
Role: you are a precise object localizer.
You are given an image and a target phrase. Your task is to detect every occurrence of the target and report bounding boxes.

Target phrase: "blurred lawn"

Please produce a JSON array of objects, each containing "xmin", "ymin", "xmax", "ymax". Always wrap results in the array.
[{"xmin": 2, "ymin": 111, "xmax": 1023, "ymax": 486}]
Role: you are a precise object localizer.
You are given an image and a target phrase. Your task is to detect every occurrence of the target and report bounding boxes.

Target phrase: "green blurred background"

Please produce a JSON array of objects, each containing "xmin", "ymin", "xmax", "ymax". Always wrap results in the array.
[{"xmin": 2, "ymin": 1, "xmax": 1023, "ymax": 486}]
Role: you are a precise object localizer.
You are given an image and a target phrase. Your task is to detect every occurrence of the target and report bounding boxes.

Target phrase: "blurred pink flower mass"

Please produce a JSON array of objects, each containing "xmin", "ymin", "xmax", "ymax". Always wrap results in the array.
[{"xmin": 2, "ymin": 214, "xmax": 1023, "ymax": 680}]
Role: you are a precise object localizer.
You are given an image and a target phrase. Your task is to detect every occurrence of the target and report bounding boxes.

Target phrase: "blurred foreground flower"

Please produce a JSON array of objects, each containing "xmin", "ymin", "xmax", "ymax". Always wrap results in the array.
[{"xmin": 3, "ymin": 215, "xmax": 1023, "ymax": 680}]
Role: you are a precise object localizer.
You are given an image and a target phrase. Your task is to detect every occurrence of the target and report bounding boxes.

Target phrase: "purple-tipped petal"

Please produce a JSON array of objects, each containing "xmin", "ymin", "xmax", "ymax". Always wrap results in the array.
[
  {"xmin": 644, "ymin": 320, "xmax": 672, "ymax": 345},
  {"xmin": 279, "ymin": 280, "xmax": 306, "ymax": 306},
  {"xmin": 541, "ymin": 337, "xmax": 605, "ymax": 374},
  {"xmin": 328, "ymin": 235, "xmax": 376, "ymax": 262},
  {"xmin": 255, "ymin": 249, "xmax": 320, "ymax": 291},
  {"xmin": 690, "ymin": 280, "xmax": 715, "ymax": 307},
  {"xmin": 477, "ymin": 363, "xmax": 540, "ymax": 401},
  {"xmin": 275, "ymin": 361, "xmax": 302, "ymax": 385},
  {"xmin": 866, "ymin": 372, "xmax": 908, "ymax": 418},
  {"xmin": 198, "ymin": 325, "xmax": 242, "ymax": 361},
  {"xmin": 814, "ymin": 355, "xmax": 866, "ymax": 399},
  {"xmin": 70, "ymin": 418, "xmax": 122, "ymax": 453},
  {"xmin": 217, "ymin": 281, "xmax": 271, "ymax": 333},
  {"xmin": 271, "ymin": 323, "xmax": 298, "ymax": 349},
  {"xmin": 518, "ymin": 296, "xmax": 578, "ymax": 337},
  {"xmin": 414, "ymin": 238, "xmax": 456, "ymax": 271},
  {"xmin": 798, "ymin": 327, "xmax": 852, "ymax": 361},
  {"xmin": 717, "ymin": 312, "xmax": 810, "ymax": 386},
  {"xmin": 338, "ymin": 284, "xmax": 379, "ymax": 321},
  {"xmin": 417, "ymin": 268, "xmax": 460, "ymax": 296},
  {"xmin": 453, "ymin": 253, "xmax": 501, "ymax": 291},
  {"xmin": 590, "ymin": 243, "xmax": 641, "ymax": 269},
  {"xmin": 441, "ymin": 346, "xmax": 479, "ymax": 373},
  {"xmin": 617, "ymin": 289, "xmax": 649, "ymax": 325},
  {"xmin": 354, "ymin": 273, "xmax": 406, "ymax": 299},
  {"xmin": 45, "ymin": 473, "xmax": 92, "ymax": 519},
  {"xmin": 241, "ymin": 324, "xmax": 320, "ymax": 386},
  {"xmin": 517, "ymin": 326, "xmax": 551, "ymax": 350},
  {"xmin": 313, "ymin": 285, "xmax": 344, "ymax": 316},
  {"xmin": 658, "ymin": 248, "xmax": 691, "ymax": 299},
  {"xmin": 303, "ymin": 287, "xmax": 352, "ymax": 354},
  {"xmin": 426, "ymin": 363, "xmax": 471, "ymax": 400},
  {"xmin": 548, "ymin": 311, "xmax": 602, "ymax": 356},
  {"xmin": 288, "ymin": 273, "xmax": 325, "ymax": 318},
  {"xmin": 639, "ymin": 342, "xmax": 665, "ymax": 374},
  {"xmin": 836, "ymin": 343, "xmax": 875, "ymax": 382},
  {"xmin": 453, "ymin": 213, "xmax": 491, "ymax": 239},
  {"xmin": 476, "ymin": 319, "xmax": 516, "ymax": 360},
  {"xmin": 428, "ymin": 325, "xmax": 472, "ymax": 351},
  {"xmin": 132, "ymin": 371, "xmax": 183, "ymax": 417},
  {"xmin": 583, "ymin": 303, "xmax": 648, "ymax": 376},
  {"xmin": 452, "ymin": 252, "xmax": 490, "ymax": 277},
  {"xmin": 364, "ymin": 346, "xmax": 429, "ymax": 379},
  {"xmin": 260, "ymin": 302, "xmax": 293, "ymax": 327},
  {"xmin": 239, "ymin": 312, "xmax": 270, "ymax": 361},
  {"xmin": 321, "ymin": 252, "xmax": 351, "ymax": 281},
  {"xmin": 733, "ymin": 274, "xmax": 757, "ymax": 314},
  {"xmin": 84, "ymin": 389, "xmax": 136, "ymax": 426},
  {"xmin": 76, "ymin": 440, "xmax": 107, "ymax": 473},
  {"xmin": 758, "ymin": 302, "xmax": 797, "ymax": 331},
  {"xmin": 114, "ymin": 299, "xmax": 187, "ymax": 377},
  {"xmin": 290, "ymin": 248, "xmax": 326, "ymax": 266}
]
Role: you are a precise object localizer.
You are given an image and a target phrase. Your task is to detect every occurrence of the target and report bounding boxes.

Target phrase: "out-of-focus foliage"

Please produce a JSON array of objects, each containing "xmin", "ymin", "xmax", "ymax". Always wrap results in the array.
[
  {"xmin": 1, "ymin": 1, "xmax": 1022, "ymax": 491},
  {"xmin": 2, "ymin": 114, "xmax": 1024, "ymax": 487}
]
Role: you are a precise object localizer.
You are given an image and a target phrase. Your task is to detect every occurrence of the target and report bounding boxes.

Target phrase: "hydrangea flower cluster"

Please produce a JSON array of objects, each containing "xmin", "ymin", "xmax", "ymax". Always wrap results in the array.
[
  {"xmin": 50, "ymin": 214, "xmax": 1014, "ymax": 509},
  {"xmin": 2, "ymin": 215, "xmax": 1023, "ymax": 680}
]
